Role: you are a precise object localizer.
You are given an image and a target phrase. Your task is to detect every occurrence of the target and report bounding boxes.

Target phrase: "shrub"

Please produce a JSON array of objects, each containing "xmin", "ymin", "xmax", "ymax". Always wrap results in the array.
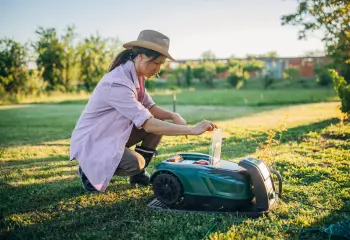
[
  {"xmin": 215, "ymin": 62, "xmax": 229, "ymax": 74},
  {"xmin": 262, "ymin": 70, "xmax": 275, "ymax": 89},
  {"xmin": 284, "ymin": 68, "xmax": 300, "ymax": 80},
  {"xmin": 192, "ymin": 62, "xmax": 216, "ymax": 88},
  {"xmin": 226, "ymin": 65, "xmax": 248, "ymax": 89},
  {"xmin": 185, "ymin": 65, "xmax": 192, "ymax": 87},
  {"xmin": 330, "ymin": 69, "xmax": 350, "ymax": 114},
  {"xmin": 314, "ymin": 63, "xmax": 333, "ymax": 86}
]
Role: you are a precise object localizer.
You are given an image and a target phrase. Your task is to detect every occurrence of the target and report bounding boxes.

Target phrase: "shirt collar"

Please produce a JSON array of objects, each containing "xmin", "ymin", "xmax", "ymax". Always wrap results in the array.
[{"xmin": 123, "ymin": 60, "xmax": 140, "ymax": 89}]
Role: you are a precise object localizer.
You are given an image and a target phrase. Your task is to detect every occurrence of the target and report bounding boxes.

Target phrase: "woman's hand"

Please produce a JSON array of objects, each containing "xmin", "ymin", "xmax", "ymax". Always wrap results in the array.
[
  {"xmin": 171, "ymin": 113, "xmax": 187, "ymax": 126},
  {"xmin": 190, "ymin": 120, "xmax": 218, "ymax": 135},
  {"xmin": 172, "ymin": 113, "xmax": 188, "ymax": 139}
]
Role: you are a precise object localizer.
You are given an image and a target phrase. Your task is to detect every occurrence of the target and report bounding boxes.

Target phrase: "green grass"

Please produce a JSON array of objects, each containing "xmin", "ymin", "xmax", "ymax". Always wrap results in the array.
[
  {"xmin": 151, "ymin": 89, "xmax": 338, "ymax": 106},
  {"xmin": 2, "ymin": 88, "xmax": 338, "ymax": 107},
  {"xmin": 0, "ymin": 102, "xmax": 349, "ymax": 239},
  {"xmin": 149, "ymin": 77, "xmax": 326, "ymax": 90}
]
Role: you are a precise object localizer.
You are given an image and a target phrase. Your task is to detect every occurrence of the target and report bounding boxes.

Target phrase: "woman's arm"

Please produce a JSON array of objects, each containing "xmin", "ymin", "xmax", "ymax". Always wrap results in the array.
[
  {"xmin": 107, "ymin": 83, "xmax": 216, "ymax": 136},
  {"xmin": 142, "ymin": 117, "xmax": 216, "ymax": 136},
  {"xmin": 149, "ymin": 105, "xmax": 173, "ymax": 120},
  {"xmin": 149, "ymin": 105, "xmax": 187, "ymax": 125}
]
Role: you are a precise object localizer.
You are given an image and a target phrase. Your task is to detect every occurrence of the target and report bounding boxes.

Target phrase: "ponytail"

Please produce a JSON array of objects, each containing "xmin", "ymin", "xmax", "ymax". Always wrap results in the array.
[
  {"xmin": 108, "ymin": 49, "xmax": 133, "ymax": 72},
  {"xmin": 108, "ymin": 47, "xmax": 162, "ymax": 72}
]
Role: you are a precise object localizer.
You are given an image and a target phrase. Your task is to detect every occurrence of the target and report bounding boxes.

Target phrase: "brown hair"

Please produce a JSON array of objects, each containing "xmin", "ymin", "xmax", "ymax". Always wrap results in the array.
[{"xmin": 108, "ymin": 47, "xmax": 162, "ymax": 72}]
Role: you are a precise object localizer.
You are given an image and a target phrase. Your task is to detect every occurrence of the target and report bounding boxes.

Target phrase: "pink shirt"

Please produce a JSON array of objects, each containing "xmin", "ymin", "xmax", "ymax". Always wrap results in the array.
[{"xmin": 70, "ymin": 60, "xmax": 155, "ymax": 192}]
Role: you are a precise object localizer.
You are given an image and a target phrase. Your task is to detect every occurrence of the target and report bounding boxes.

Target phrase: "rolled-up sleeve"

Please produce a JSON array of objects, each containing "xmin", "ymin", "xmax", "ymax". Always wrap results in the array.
[
  {"xmin": 142, "ymin": 89, "xmax": 156, "ymax": 109},
  {"xmin": 108, "ymin": 83, "xmax": 153, "ymax": 128}
]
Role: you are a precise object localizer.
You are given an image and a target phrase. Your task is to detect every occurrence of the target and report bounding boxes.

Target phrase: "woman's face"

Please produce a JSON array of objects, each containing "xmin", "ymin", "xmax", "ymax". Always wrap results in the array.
[{"xmin": 137, "ymin": 54, "xmax": 166, "ymax": 78}]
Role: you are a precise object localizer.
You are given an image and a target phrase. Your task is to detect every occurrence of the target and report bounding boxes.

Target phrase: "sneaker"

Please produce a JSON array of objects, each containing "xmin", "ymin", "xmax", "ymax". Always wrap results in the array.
[
  {"xmin": 129, "ymin": 170, "xmax": 150, "ymax": 186},
  {"xmin": 78, "ymin": 167, "xmax": 99, "ymax": 193}
]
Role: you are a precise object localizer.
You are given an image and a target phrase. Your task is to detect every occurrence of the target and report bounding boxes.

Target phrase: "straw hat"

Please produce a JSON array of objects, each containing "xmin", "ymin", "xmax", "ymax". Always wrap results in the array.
[{"xmin": 123, "ymin": 30, "xmax": 175, "ymax": 61}]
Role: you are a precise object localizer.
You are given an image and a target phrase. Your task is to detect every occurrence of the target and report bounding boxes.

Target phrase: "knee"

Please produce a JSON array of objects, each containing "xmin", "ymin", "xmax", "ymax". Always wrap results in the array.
[{"xmin": 135, "ymin": 153, "xmax": 146, "ymax": 173}]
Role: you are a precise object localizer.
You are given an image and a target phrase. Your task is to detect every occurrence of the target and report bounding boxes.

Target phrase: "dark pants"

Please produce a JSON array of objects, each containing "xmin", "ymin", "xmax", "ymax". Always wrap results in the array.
[{"xmin": 114, "ymin": 126, "xmax": 162, "ymax": 176}]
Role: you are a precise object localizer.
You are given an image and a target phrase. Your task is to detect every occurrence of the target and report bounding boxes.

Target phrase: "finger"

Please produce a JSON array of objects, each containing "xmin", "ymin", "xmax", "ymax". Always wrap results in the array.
[
  {"xmin": 208, "ymin": 123, "xmax": 215, "ymax": 131},
  {"xmin": 205, "ymin": 124, "xmax": 214, "ymax": 131}
]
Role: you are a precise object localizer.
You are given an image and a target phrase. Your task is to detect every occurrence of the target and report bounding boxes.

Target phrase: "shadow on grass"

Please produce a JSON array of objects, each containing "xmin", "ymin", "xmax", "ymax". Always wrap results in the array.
[
  {"xmin": 281, "ymin": 118, "xmax": 340, "ymax": 143},
  {"xmin": 1, "ymin": 188, "xmax": 233, "ymax": 240},
  {"xmin": 0, "ymin": 165, "xmax": 133, "ymax": 218},
  {"xmin": 278, "ymin": 200, "xmax": 350, "ymax": 240}
]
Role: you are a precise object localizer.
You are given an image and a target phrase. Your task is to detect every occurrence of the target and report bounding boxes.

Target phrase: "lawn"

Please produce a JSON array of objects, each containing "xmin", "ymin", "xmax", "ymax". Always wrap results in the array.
[
  {"xmin": 151, "ymin": 88, "xmax": 338, "ymax": 106},
  {"xmin": 4, "ymin": 88, "xmax": 338, "ymax": 107},
  {"xmin": 0, "ymin": 100, "xmax": 349, "ymax": 239}
]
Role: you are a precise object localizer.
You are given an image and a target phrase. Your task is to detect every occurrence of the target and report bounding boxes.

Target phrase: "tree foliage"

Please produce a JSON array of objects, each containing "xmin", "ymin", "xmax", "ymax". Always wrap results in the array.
[
  {"xmin": 77, "ymin": 34, "xmax": 109, "ymax": 91},
  {"xmin": 282, "ymin": 0, "xmax": 349, "ymax": 113},
  {"xmin": 330, "ymin": 69, "xmax": 350, "ymax": 114},
  {"xmin": 33, "ymin": 27, "xmax": 66, "ymax": 91},
  {"xmin": 200, "ymin": 50, "xmax": 216, "ymax": 60},
  {"xmin": 0, "ymin": 39, "xmax": 29, "ymax": 94},
  {"xmin": 226, "ymin": 59, "xmax": 250, "ymax": 88},
  {"xmin": 281, "ymin": 0, "xmax": 350, "ymax": 81}
]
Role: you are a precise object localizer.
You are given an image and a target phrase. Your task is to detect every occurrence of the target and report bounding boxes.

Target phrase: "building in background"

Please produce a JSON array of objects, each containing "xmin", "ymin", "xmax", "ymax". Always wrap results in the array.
[{"xmin": 173, "ymin": 56, "xmax": 330, "ymax": 79}]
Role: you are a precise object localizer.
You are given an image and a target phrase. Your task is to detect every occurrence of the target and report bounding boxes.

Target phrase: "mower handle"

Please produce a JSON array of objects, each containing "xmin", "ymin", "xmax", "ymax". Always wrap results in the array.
[{"xmin": 270, "ymin": 169, "xmax": 283, "ymax": 197}]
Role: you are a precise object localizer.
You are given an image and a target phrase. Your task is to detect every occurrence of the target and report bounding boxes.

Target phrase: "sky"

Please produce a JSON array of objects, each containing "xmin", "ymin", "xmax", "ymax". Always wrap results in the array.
[{"xmin": 0, "ymin": 0, "xmax": 325, "ymax": 60}]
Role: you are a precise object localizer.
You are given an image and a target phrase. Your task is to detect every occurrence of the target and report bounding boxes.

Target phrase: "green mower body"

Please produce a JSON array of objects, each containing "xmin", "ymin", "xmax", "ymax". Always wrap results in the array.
[{"xmin": 150, "ymin": 153, "xmax": 282, "ymax": 213}]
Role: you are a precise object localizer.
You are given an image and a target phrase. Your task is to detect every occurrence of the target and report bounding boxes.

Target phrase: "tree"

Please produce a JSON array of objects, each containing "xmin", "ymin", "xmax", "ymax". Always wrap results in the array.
[
  {"xmin": 243, "ymin": 60, "xmax": 265, "ymax": 77},
  {"xmin": 0, "ymin": 39, "xmax": 29, "ymax": 95},
  {"xmin": 262, "ymin": 70, "xmax": 275, "ymax": 89},
  {"xmin": 282, "ymin": 0, "xmax": 349, "ymax": 114},
  {"xmin": 202, "ymin": 62, "xmax": 216, "ymax": 87},
  {"xmin": 284, "ymin": 68, "xmax": 301, "ymax": 80},
  {"xmin": 200, "ymin": 50, "xmax": 216, "ymax": 61},
  {"xmin": 330, "ymin": 69, "xmax": 350, "ymax": 114},
  {"xmin": 281, "ymin": 0, "xmax": 349, "ymax": 82},
  {"xmin": 226, "ymin": 59, "xmax": 250, "ymax": 88},
  {"xmin": 106, "ymin": 37, "xmax": 123, "ymax": 62},
  {"xmin": 169, "ymin": 66, "xmax": 185, "ymax": 87},
  {"xmin": 246, "ymin": 52, "xmax": 279, "ymax": 59},
  {"xmin": 33, "ymin": 27, "xmax": 65, "ymax": 91},
  {"xmin": 61, "ymin": 26, "xmax": 78, "ymax": 92},
  {"xmin": 246, "ymin": 54, "xmax": 258, "ymax": 59},
  {"xmin": 192, "ymin": 65, "xmax": 205, "ymax": 80},
  {"xmin": 77, "ymin": 34, "xmax": 109, "ymax": 91},
  {"xmin": 264, "ymin": 51, "xmax": 279, "ymax": 58},
  {"xmin": 314, "ymin": 62, "xmax": 333, "ymax": 86},
  {"xmin": 185, "ymin": 65, "xmax": 192, "ymax": 87},
  {"xmin": 191, "ymin": 62, "xmax": 216, "ymax": 88},
  {"xmin": 215, "ymin": 62, "xmax": 229, "ymax": 74}
]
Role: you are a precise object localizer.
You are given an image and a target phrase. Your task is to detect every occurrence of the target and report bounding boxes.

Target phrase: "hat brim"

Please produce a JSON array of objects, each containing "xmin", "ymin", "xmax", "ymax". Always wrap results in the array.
[{"xmin": 123, "ymin": 40, "xmax": 175, "ymax": 61}]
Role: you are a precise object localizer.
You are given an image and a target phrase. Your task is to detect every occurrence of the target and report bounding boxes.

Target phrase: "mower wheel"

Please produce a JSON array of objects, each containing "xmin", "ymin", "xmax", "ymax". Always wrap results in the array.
[{"xmin": 152, "ymin": 173, "xmax": 183, "ymax": 207}]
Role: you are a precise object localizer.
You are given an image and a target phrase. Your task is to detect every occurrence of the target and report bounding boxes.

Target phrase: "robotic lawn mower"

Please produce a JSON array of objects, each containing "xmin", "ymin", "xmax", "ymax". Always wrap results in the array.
[{"xmin": 148, "ymin": 130, "xmax": 282, "ymax": 217}]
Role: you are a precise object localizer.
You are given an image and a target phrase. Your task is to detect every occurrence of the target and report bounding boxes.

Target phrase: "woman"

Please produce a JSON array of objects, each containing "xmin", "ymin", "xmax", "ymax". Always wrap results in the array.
[{"xmin": 70, "ymin": 29, "xmax": 217, "ymax": 193}]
